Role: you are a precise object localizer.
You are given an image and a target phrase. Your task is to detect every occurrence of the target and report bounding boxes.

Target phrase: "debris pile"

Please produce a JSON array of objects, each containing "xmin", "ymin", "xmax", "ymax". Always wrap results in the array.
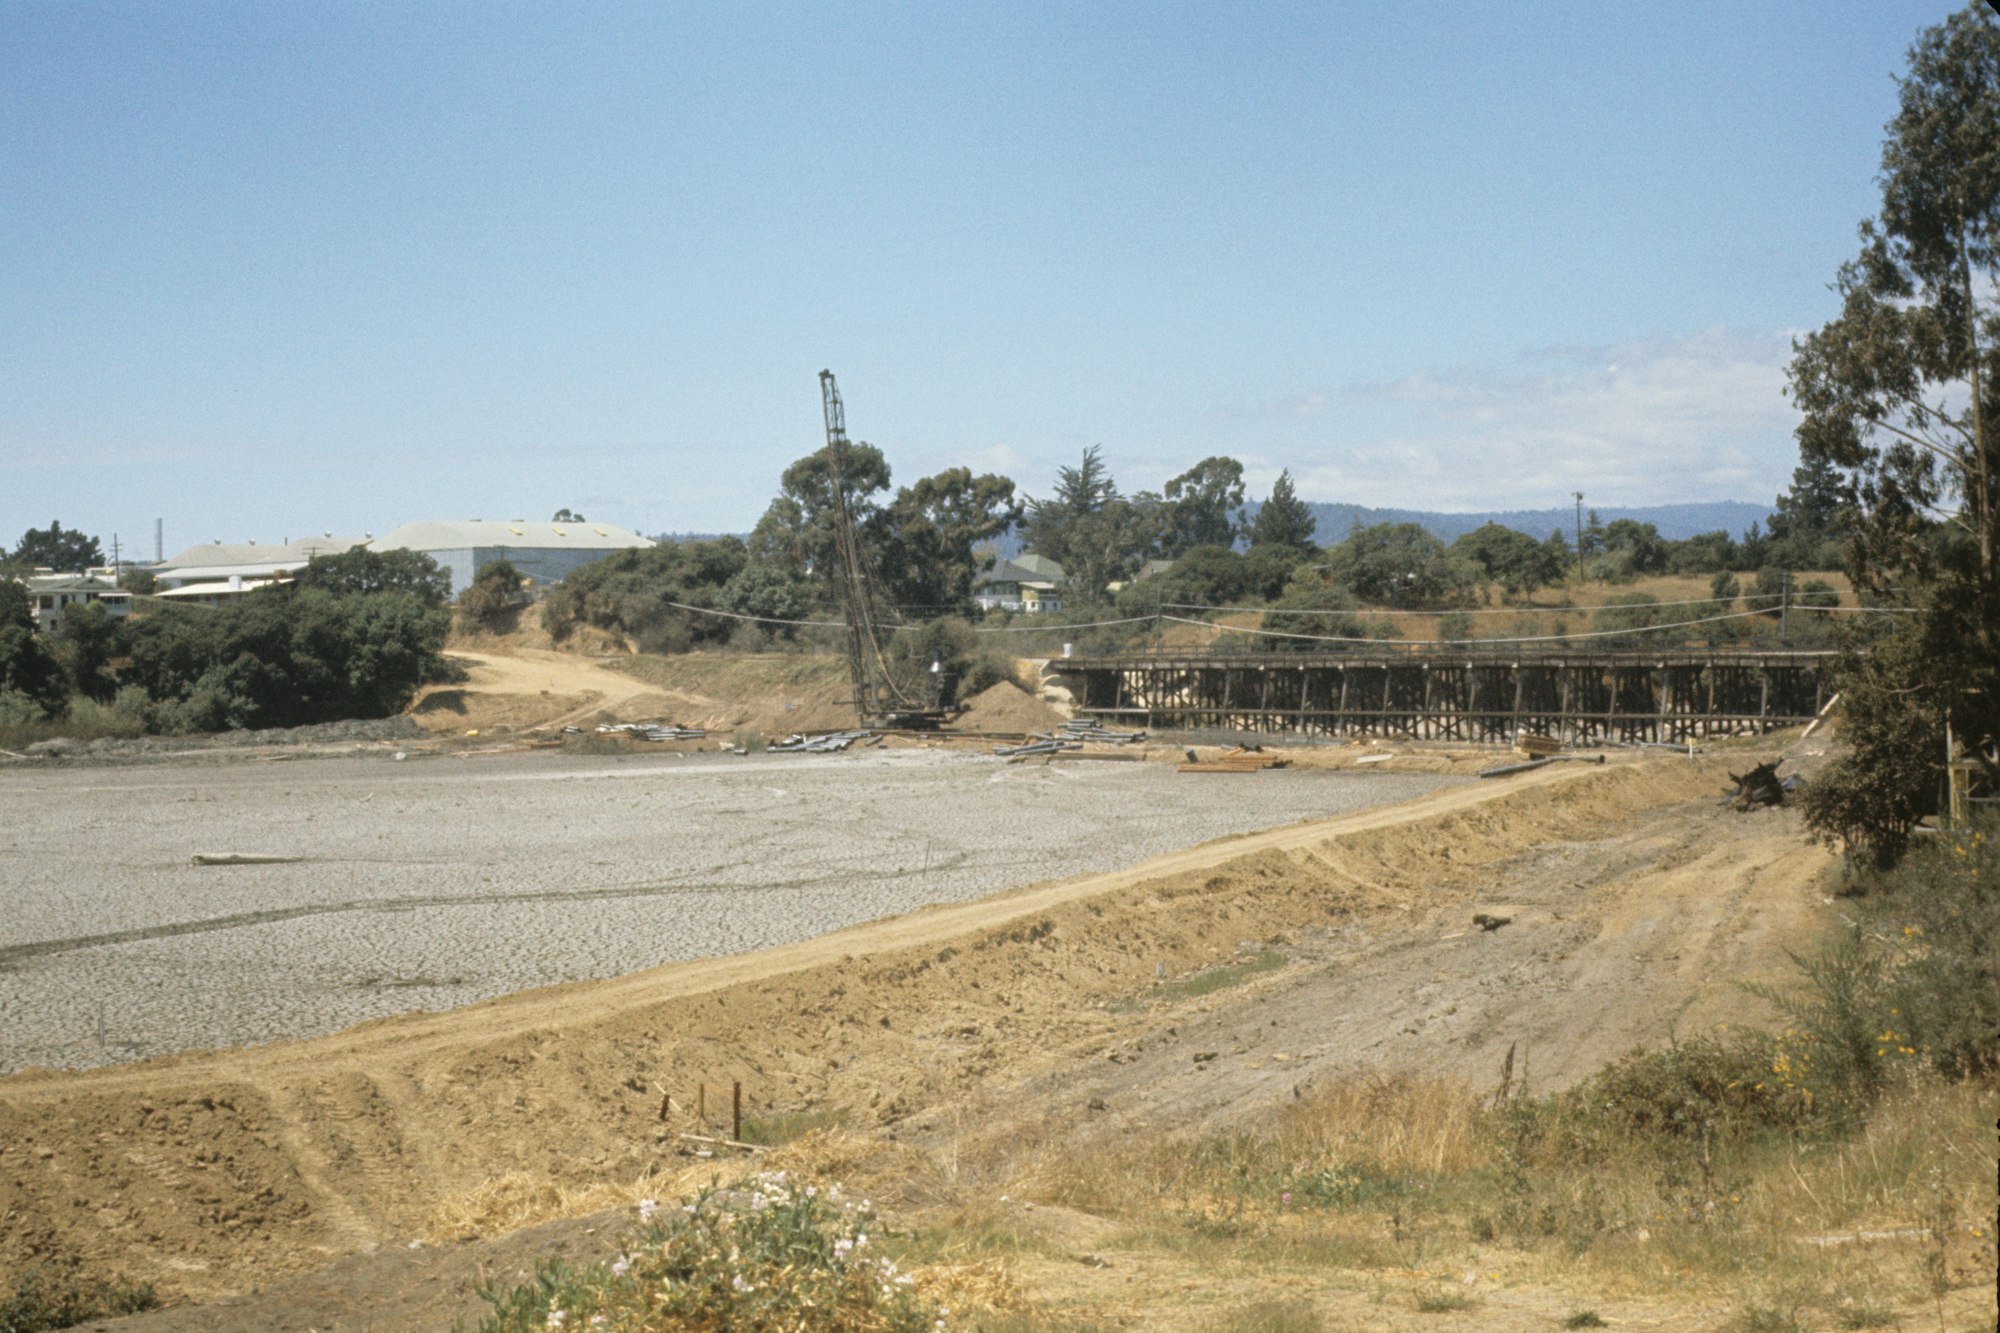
[
  {"xmin": 1723, "ymin": 760, "xmax": 1798, "ymax": 810},
  {"xmin": 1177, "ymin": 746, "xmax": 1289, "ymax": 774}
]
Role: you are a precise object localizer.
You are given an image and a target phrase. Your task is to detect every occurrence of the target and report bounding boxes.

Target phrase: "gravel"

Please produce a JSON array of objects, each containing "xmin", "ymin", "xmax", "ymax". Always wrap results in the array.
[{"xmin": 0, "ymin": 748, "xmax": 1459, "ymax": 1072}]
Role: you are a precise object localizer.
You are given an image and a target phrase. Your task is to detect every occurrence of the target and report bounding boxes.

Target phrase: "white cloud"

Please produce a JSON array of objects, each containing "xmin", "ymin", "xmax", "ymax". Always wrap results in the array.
[{"xmin": 1286, "ymin": 327, "xmax": 1802, "ymax": 509}]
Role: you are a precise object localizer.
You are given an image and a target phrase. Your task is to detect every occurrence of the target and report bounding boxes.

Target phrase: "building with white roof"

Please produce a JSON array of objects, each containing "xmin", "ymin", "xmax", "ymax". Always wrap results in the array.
[
  {"xmin": 154, "ymin": 536, "xmax": 368, "ymax": 590},
  {"xmin": 365, "ymin": 519, "xmax": 653, "ymax": 595}
]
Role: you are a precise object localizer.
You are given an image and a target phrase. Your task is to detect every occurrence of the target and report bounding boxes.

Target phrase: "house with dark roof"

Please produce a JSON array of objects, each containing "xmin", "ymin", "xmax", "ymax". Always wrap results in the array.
[{"xmin": 974, "ymin": 555, "xmax": 1065, "ymax": 614}]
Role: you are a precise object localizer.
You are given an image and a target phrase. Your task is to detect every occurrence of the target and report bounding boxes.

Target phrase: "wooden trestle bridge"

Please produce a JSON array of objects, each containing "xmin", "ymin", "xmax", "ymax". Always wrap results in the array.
[{"xmin": 1051, "ymin": 649, "xmax": 1839, "ymax": 743}]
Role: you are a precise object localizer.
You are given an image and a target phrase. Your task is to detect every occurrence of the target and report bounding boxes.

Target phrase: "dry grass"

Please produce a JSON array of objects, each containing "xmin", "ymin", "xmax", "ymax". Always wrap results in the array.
[
  {"xmin": 421, "ymin": 1128, "xmax": 917, "ymax": 1244},
  {"xmin": 1264, "ymin": 1073, "xmax": 1485, "ymax": 1177},
  {"xmin": 883, "ymin": 1066, "xmax": 1996, "ymax": 1326},
  {"xmin": 1009, "ymin": 1073, "xmax": 1481, "ymax": 1218},
  {"xmin": 422, "ymin": 1171, "xmax": 649, "ymax": 1243}
]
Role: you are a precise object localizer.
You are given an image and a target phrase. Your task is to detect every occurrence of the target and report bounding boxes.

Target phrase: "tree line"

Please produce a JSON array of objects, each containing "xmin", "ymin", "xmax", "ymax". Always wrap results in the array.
[{"xmin": 0, "ymin": 549, "xmax": 455, "ymax": 736}]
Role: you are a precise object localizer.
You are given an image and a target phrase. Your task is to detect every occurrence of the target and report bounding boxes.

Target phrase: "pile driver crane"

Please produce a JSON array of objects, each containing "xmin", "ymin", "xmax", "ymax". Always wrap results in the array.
[{"xmin": 817, "ymin": 369, "xmax": 958, "ymax": 730}]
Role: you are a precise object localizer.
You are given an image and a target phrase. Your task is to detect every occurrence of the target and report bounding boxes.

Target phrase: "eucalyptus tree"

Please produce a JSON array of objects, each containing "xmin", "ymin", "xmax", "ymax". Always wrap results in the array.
[{"xmin": 1789, "ymin": 5, "xmax": 2000, "ymax": 862}]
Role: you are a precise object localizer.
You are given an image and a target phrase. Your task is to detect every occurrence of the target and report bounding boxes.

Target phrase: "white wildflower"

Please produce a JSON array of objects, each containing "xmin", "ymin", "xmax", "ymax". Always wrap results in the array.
[{"xmin": 637, "ymin": 1198, "xmax": 658, "ymax": 1223}]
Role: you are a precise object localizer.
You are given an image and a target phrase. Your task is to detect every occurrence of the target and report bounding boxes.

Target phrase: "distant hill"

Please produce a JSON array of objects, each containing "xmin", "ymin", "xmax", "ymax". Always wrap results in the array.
[
  {"xmin": 1288, "ymin": 500, "xmax": 1774, "ymax": 545},
  {"xmin": 983, "ymin": 499, "xmax": 1773, "ymax": 559}
]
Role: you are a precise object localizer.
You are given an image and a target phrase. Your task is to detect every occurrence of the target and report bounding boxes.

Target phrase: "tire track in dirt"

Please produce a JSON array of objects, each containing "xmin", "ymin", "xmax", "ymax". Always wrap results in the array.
[{"xmin": 0, "ymin": 855, "xmax": 978, "ymax": 967}]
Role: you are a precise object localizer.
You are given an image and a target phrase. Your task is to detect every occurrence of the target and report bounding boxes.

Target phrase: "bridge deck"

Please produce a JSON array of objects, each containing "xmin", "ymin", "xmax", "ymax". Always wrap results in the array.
[{"xmin": 1051, "ymin": 650, "xmax": 1836, "ymax": 742}]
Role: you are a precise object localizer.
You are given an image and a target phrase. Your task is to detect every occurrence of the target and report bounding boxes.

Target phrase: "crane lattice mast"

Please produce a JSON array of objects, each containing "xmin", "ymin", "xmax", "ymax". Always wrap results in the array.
[{"xmin": 819, "ymin": 370, "xmax": 914, "ymax": 723}]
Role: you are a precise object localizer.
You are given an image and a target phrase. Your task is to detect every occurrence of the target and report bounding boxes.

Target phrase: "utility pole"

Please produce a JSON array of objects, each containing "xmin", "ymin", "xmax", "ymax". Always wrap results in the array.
[{"xmin": 1572, "ymin": 492, "xmax": 1584, "ymax": 581}]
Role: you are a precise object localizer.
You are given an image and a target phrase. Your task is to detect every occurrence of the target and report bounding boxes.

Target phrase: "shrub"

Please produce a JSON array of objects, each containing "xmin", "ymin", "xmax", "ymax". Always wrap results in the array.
[
  {"xmin": 544, "ymin": 540, "xmax": 749, "ymax": 651},
  {"xmin": 1265, "ymin": 579, "xmax": 1384, "ymax": 648},
  {"xmin": 459, "ymin": 560, "xmax": 526, "ymax": 634},
  {"xmin": 1863, "ymin": 816, "xmax": 1999, "ymax": 1080},
  {"xmin": 0, "ymin": 621, "xmax": 67, "ymax": 721},
  {"xmin": 0, "ymin": 1253, "xmax": 157, "ymax": 1331},
  {"xmin": 884, "ymin": 617, "xmax": 1009, "ymax": 707},
  {"xmin": 1590, "ymin": 593, "xmax": 1670, "ymax": 646},
  {"xmin": 473, "ymin": 1173, "xmax": 944, "ymax": 1333},
  {"xmin": 1560, "ymin": 1035, "xmax": 1813, "ymax": 1141}
]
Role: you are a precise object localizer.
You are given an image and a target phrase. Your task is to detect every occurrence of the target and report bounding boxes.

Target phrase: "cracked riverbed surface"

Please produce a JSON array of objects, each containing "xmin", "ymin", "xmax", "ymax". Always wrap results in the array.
[{"xmin": 0, "ymin": 747, "xmax": 1457, "ymax": 1072}]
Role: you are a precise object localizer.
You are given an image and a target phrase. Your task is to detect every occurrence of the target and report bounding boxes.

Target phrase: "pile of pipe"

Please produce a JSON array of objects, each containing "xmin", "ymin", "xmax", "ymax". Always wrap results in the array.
[
  {"xmin": 768, "ymin": 730, "xmax": 879, "ymax": 753},
  {"xmin": 1058, "ymin": 719, "xmax": 1147, "ymax": 744},
  {"xmin": 992, "ymin": 736, "xmax": 1083, "ymax": 757},
  {"xmin": 598, "ymin": 722, "xmax": 709, "ymax": 741}
]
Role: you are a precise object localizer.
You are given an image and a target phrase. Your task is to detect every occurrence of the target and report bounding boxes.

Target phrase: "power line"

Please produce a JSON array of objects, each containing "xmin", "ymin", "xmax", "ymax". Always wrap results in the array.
[
  {"xmin": 1161, "ymin": 607, "xmax": 1828, "ymax": 647},
  {"xmin": 1165, "ymin": 595, "xmax": 1919, "ymax": 617}
]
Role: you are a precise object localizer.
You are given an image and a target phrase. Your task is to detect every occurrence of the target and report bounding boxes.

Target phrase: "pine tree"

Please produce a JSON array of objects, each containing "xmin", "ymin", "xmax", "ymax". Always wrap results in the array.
[{"xmin": 1248, "ymin": 470, "xmax": 1317, "ymax": 551}]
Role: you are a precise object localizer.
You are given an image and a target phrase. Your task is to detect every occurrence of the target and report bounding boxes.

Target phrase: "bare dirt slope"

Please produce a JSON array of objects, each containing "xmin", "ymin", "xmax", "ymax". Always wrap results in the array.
[
  {"xmin": 0, "ymin": 753, "xmax": 1834, "ymax": 1325},
  {"xmin": 408, "ymin": 646, "xmax": 671, "ymax": 734}
]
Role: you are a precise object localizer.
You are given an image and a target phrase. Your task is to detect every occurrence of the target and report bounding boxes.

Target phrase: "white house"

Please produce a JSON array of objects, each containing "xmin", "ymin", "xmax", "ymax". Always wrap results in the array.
[{"xmin": 19, "ymin": 572, "xmax": 135, "ymax": 633}]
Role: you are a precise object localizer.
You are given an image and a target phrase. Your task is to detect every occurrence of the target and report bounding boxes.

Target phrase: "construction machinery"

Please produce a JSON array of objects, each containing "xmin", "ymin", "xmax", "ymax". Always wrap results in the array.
[{"xmin": 817, "ymin": 369, "xmax": 959, "ymax": 730}]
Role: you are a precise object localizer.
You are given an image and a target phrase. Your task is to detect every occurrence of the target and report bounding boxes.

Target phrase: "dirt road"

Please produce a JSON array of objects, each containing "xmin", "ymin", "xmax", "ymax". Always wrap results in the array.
[{"xmin": 407, "ymin": 647, "xmax": 667, "ymax": 733}]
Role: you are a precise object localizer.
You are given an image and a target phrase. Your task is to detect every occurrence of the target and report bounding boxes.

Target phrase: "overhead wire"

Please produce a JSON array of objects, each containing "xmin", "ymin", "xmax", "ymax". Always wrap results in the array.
[{"xmin": 1158, "ymin": 609, "xmax": 1799, "ymax": 647}]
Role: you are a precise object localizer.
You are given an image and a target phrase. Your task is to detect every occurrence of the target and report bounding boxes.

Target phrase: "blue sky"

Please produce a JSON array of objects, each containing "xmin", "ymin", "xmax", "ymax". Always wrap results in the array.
[{"xmin": 0, "ymin": 2, "xmax": 1965, "ymax": 555}]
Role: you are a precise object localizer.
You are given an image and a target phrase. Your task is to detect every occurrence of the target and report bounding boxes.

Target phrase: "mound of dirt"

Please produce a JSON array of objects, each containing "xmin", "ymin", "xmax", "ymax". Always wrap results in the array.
[{"xmin": 950, "ymin": 680, "xmax": 1068, "ymax": 734}]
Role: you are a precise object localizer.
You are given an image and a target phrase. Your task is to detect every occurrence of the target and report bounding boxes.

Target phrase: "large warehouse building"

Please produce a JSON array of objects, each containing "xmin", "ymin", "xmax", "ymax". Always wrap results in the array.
[{"xmin": 367, "ymin": 519, "xmax": 654, "ymax": 595}]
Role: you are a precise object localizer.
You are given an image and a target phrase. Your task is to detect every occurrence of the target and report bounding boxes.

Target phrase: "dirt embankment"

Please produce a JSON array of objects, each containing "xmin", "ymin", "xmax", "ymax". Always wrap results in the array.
[
  {"xmin": 408, "ymin": 638, "xmax": 1072, "ymax": 741},
  {"xmin": 0, "ymin": 754, "xmax": 1829, "ymax": 1310}
]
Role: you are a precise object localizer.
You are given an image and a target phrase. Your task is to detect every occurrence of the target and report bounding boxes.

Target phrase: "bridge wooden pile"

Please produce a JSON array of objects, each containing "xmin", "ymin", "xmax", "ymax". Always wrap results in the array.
[{"xmin": 1052, "ymin": 649, "xmax": 1836, "ymax": 744}]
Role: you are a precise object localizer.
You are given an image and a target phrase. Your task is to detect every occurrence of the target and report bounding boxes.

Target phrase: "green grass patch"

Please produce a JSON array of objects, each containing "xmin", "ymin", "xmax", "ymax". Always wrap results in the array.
[
  {"xmin": 738, "ymin": 1105, "xmax": 850, "ymax": 1146},
  {"xmin": 1106, "ymin": 949, "xmax": 1288, "ymax": 1013}
]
